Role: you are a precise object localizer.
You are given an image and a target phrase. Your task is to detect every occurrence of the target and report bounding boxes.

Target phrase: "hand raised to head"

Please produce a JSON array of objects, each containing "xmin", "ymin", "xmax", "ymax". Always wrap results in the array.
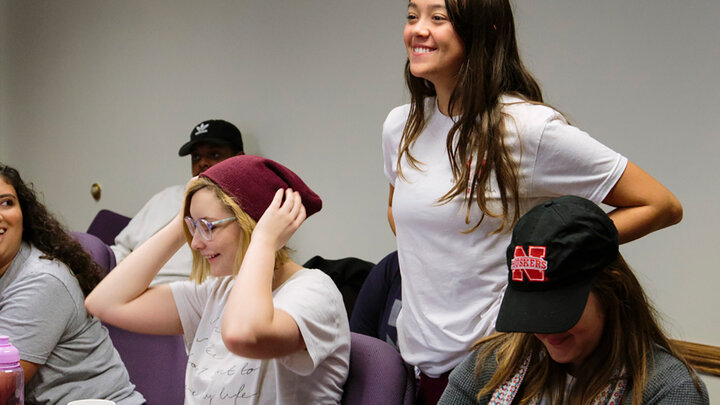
[
  {"xmin": 172, "ymin": 176, "xmax": 201, "ymax": 226},
  {"xmin": 252, "ymin": 188, "xmax": 307, "ymax": 251}
]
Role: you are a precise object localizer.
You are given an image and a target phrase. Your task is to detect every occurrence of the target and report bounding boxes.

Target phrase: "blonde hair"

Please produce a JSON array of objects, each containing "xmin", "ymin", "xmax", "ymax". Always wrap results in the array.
[{"xmin": 183, "ymin": 177, "xmax": 290, "ymax": 283}]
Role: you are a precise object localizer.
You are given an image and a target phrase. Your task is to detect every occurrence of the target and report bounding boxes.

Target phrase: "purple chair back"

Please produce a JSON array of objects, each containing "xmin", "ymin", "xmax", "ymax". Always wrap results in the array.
[
  {"xmin": 342, "ymin": 332, "xmax": 415, "ymax": 405},
  {"xmin": 70, "ymin": 231, "xmax": 116, "ymax": 278},
  {"xmin": 104, "ymin": 323, "xmax": 188, "ymax": 405},
  {"xmin": 86, "ymin": 209, "xmax": 132, "ymax": 246}
]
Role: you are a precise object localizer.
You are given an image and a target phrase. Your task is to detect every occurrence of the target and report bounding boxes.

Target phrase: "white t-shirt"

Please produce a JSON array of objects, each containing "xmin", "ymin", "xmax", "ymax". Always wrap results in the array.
[
  {"xmin": 170, "ymin": 268, "xmax": 350, "ymax": 404},
  {"xmin": 382, "ymin": 95, "xmax": 627, "ymax": 376},
  {"xmin": 111, "ymin": 184, "xmax": 193, "ymax": 286}
]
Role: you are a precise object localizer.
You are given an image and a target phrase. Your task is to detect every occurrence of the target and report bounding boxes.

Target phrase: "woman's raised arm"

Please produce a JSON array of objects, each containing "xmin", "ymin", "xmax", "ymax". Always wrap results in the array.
[
  {"xmin": 85, "ymin": 213, "xmax": 185, "ymax": 335},
  {"xmin": 221, "ymin": 189, "xmax": 306, "ymax": 359}
]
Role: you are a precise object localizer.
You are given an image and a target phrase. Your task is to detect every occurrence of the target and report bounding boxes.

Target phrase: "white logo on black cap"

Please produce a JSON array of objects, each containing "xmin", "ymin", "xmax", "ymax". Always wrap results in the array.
[{"xmin": 194, "ymin": 123, "xmax": 209, "ymax": 135}]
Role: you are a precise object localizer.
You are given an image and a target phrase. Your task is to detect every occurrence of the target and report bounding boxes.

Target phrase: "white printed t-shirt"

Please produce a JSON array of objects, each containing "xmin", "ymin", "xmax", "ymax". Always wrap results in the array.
[
  {"xmin": 170, "ymin": 268, "xmax": 350, "ymax": 404},
  {"xmin": 382, "ymin": 95, "xmax": 628, "ymax": 376}
]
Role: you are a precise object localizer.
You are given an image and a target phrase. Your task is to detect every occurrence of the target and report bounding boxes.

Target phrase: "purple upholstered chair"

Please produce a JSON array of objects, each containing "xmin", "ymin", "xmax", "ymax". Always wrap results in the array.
[
  {"xmin": 70, "ymin": 231, "xmax": 116, "ymax": 278},
  {"xmin": 86, "ymin": 209, "xmax": 132, "ymax": 246},
  {"xmin": 103, "ymin": 324, "xmax": 188, "ymax": 405},
  {"xmin": 342, "ymin": 332, "xmax": 415, "ymax": 405}
]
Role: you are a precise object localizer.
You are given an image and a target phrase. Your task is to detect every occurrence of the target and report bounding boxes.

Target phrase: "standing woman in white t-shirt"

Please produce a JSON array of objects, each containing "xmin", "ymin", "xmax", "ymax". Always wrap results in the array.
[
  {"xmin": 86, "ymin": 155, "xmax": 350, "ymax": 404},
  {"xmin": 382, "ymin": 0, "xmax": 682, "ymax": 402}
]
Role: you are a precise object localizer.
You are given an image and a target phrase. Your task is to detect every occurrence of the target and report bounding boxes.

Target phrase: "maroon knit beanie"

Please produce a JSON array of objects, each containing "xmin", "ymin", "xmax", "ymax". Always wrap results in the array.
[{"xmin": 200, "ymin": 155, "xmax": 322, "ymax": 222}]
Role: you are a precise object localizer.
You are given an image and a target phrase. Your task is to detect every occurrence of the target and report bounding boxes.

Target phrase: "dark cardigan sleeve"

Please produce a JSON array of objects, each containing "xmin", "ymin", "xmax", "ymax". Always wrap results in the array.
[
  {"xmin": 441, "ymin": 344, "xmax": 711, "ymax": 405},
  {"xmin": 439, "ymin": 349, "xmax": 497, "ymax": 405},
  {"xmin": 636, "ymin": 347, "xmax": 709, "ymax": 405}
]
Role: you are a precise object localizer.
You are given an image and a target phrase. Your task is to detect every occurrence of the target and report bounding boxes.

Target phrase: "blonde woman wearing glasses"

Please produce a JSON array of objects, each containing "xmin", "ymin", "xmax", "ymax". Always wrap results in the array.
[{"xmin": 86, "ymin": 155, "xmax": 350, "ymax": 405}]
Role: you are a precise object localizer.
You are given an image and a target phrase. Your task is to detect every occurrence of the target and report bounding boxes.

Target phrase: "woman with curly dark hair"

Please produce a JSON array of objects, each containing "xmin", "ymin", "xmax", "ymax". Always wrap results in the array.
[{"xmin": 0, "ymin": 163, "xmax": 144, "ymax": 404}]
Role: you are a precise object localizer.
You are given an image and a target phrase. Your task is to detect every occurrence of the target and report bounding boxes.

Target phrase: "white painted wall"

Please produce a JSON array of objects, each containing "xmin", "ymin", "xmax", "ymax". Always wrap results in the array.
[
  {"xmin": 1, "ymin": 0, "xmax": 406, "ymax": 264},
  {"xmin": 0, "ymin": 1, "xmax": 8, "ymax": 162},
  {"xmin": 2, "ymin": 0, "xmax": 718, "ymax": 397}
]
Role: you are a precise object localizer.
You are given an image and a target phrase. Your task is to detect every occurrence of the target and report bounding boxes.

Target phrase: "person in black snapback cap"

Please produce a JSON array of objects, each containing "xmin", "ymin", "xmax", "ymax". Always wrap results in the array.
[
  {"xmin": 179, "ymin": 119, "xmax": 245, "ymax": 176},
  {"xmin": 440, "ymin": 196, "xmax": 707, "ymax": 405},
  {"xmin": 110, "ymin": 119, "xmax": 244, "ymax": 286}
]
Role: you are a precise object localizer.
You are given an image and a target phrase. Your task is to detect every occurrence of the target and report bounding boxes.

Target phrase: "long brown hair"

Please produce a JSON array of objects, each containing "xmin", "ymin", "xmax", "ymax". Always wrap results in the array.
[
  {"xmin": 398, "ymin": 0, "xmax": 542, "ymax": 232},
  {"xmin": 0, "ymin": 163, "xmax": 100, "ymax": 296},
  {"xmin": 474, "ymin": 255, "xmax": 703, "ymax": 404}
]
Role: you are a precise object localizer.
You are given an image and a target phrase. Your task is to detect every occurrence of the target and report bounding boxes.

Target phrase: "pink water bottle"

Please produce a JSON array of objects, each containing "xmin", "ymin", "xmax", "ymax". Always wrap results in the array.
[{"xmin": 0, "ymin": 336, "xmax": 23, "ymax": 405}]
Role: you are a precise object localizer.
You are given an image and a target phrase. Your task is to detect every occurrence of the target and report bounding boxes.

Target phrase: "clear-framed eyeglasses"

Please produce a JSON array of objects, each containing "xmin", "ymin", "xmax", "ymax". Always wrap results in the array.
[{"xmin": 184, "ymin": 216, "xmax": 236, "ymax": 241}]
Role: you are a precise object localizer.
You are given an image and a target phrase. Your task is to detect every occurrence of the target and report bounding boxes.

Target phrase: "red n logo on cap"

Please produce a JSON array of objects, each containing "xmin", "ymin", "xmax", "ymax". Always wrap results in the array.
[{"xmin": 511, "ymin": 246, "xmax": 548, "ymax": 282}]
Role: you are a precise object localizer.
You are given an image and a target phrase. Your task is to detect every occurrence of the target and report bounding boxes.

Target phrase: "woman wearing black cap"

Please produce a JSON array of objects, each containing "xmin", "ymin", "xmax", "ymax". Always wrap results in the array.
[
  {"xmin": 439, "ymin": 196, "xmax": 708, "ymax": 405},
  {"xmin": 86, "ymin": 155, "xmax": 350, "ymax": 404}
]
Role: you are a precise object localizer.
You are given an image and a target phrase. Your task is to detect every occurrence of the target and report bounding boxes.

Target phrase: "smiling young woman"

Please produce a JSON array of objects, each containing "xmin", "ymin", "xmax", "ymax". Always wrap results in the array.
[
  {"xmin": 403, "ymin": 0, "xmax": 465, "ymax": 107},
  {"xmin": 0, "ymin": 178, "xmax": 23, "ymax": 277},
  {"xmin": 382, "ymin": 1, "xmax": 682, "ymax": 401},
  {"xmin": 0, "ymin": 163, "xmax": 144, "ymax": 404},
  {"xmin": 86, "ymin": 155, "xmax": 350, "ymax": 404}
]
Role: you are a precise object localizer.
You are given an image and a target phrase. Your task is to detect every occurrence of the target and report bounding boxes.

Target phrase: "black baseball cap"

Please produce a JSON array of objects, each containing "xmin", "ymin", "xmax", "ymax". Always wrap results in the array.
[
  {"xmin": 495, "ymin": 195, "xmax": 618, "ymax": 334},
  {"xmin": 178, "ymin": 119, "xmax": 244, "ymax": 156}
]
